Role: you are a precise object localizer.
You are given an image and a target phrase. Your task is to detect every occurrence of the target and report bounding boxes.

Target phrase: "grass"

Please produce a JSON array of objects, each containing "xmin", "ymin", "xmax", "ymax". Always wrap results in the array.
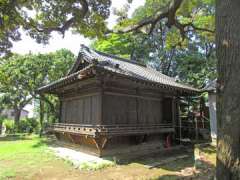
[
  {"xmin": 0, "ymin": 134, "xmax": 71, "ymax": 180},
  {"xmin": 79, "ymin": 161, "xmax": 116, "ymax": 171},
  {"xmin": 0, "ymin": 134, "xmax": 216, "ymax": 180}
]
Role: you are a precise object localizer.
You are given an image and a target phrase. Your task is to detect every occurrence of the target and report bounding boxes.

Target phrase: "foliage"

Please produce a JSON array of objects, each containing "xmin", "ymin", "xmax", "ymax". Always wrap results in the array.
[
  {"xmin": 0, "ymin": 0, "xmax": 111, "ymax": 56},
  {"xmin": 117, "ymin": 0, "xmax": 215, "ymax": 41},
  {"xmin": 2, "ymin": 119, "xmax": 15, "ymax": 134},
  {"xmin": 79, "ymin": 161, "xmax": 116, "ymax": 171},
  {"xmin": 18, "ymin": 118, "xmax": 40, "ymax": 133},
  {"xmin": 175, "ymin": 44, "xmax": 216, "ymax": 87},
  {"xmin": 92, "ymin": 33, "xmax": 135, "ymax": 59},
  {"xmin": 0, "ymin": 49, "xmax": 75, "ymax": 125},
  {"xmin": 93, "ymin": 0, "xmax": 216, "ymax": 88}
]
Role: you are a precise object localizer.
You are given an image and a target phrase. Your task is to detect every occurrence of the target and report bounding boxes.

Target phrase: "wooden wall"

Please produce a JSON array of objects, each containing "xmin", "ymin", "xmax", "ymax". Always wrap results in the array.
[
  {"xmin": 58, "ymin": 75, "xmax": 176, "ymax": 126},
  {"xmin": 102, "ymin": 93, "xmax": 163, "ymax": 125},
  {"xmin": 162, "ymin": 98, "xmax": 173, "ymax": 123},
  {"xmin": 60, "ymin": 94, "xmax": 101, "ymax": 124}
]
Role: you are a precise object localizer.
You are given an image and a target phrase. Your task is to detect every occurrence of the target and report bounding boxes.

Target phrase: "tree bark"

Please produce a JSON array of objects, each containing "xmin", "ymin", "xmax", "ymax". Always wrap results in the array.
[
  {"xmin": 39, "ymin": 95, "xmax": 44, "ymax": 137},
  {"xmin": 14, "ymin": 108, "xmax": 21, "ymax": 131},
  {"xmin": 0, "ymin": 120, "xmax": 2, "ymax": 135},
  {"xmin": 216, "ymin": 0, "xmax": 240, "ymax": 179}
]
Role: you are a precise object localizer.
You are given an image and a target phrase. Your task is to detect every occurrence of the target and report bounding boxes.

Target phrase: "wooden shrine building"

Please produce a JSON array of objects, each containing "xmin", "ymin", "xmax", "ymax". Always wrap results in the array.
[{"xmin": 37, "ymin": 45, "xmax": 199, "ymax": 157}]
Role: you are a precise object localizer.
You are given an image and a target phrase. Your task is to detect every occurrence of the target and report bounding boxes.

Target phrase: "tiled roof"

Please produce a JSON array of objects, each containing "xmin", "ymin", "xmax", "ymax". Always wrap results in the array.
[{"xmin": 37, "ymin": 45, "xmax": 200, "ymax": 94}]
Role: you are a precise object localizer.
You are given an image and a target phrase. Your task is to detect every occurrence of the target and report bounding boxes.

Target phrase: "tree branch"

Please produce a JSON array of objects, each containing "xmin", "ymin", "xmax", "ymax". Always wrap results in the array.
[
  {"xmin": 33, "ymin": 0, "xmax": 88, "ymax": 36},
  {"xmin": 116, "ymin": 0, "xmax": 183, "ymax": 33},
  {"xmin": 189, "ymin": 23, "xmax": 215, "ymax": 33},
  {"xmin": 115, "ymin": 0, "xmax": 214, "ymax": 36}
]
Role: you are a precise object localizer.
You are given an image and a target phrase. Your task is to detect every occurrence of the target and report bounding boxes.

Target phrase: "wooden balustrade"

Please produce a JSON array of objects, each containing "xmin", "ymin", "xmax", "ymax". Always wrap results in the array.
[{"xmin": 47, "ymin": 123, "xmax": 174, "ymax": 137}]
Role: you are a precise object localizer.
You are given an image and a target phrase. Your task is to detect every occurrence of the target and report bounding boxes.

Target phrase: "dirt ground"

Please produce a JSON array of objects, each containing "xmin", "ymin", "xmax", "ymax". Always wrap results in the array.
[
  {"xmin": 27, "ymin": 157, "xmax": 215, "ymax": 180},
  {"xmin": 0, "ymin": 135, "xmax": 216, "ymax": 180}
]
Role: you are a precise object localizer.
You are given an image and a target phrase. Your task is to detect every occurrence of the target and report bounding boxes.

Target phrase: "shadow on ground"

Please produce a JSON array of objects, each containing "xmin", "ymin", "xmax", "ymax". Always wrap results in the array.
[
  {"xmin": 0, "ymin": 134, "xmax": 216, "ymax": 180},
  {"xmin": 156, "ymin": 160, "xmax": 215, "ymax": 180},
  {"xmin": 31, "ymin": 135, "xmax": 58, "ymax": 148},
  {"xmin": 0, "ymin": 134, "xmax": 33, "ymax": 141}
]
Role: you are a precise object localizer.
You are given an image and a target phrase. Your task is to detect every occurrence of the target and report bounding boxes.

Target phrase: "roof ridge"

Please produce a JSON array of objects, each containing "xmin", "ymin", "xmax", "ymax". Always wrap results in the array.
[
  {"xmin": 79, "ymin": 45, "xmax": 179, "ymax": 82},
  {"xmin": 93, "ymin": 50, "xmax": 146, "ymax": 67},
  {"xmin": 79, "ymin": 44, "xmax": 146, "ymax": 67}
]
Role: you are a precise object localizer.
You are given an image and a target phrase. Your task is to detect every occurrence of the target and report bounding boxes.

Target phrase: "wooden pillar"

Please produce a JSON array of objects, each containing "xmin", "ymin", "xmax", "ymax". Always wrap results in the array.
[
  {"xmin": 171, "ymin": 97, "xmax": 176, "ymax": 140},
  {"xmin": 176, "ymin": 97, "xmax": 182, "ymax": 143},
  {"xmin": 179, "ymin": 106, "xmax": 182, "ymax": 142},
  {"xmin": 187, "ymin": 97, "xmax": 190, "ymax": 137},
  {"xmin": 195, "ymin": 116, "xmax": 199, "ymax": 141},
  {"xmin": 171, "ymin": 97, "xmax": 176, "ymax": 127},
  {"xmin": 200, "ymin": 96, "xmax": 205, "ymax": 129},
  {"xmin": 99, "ymin": 76, "xmax": 104, "ymax": 125},
  {"xmin": 59, "ymin": 100, "xmax": 62, "ymax": 123}
]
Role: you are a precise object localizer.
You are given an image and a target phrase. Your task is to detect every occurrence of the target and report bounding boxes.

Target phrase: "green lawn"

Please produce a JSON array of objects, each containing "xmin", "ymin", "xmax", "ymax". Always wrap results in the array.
[
  {"xmin": 0, "ymin": 135, "xmax": 216, "ymax": 180},
  {"xmin": 0, "ymin": 134, "xmax": 73, "ymax": 180}
]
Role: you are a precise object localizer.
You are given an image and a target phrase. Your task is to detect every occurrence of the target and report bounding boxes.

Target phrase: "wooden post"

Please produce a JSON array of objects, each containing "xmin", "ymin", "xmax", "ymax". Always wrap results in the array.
[
  {"xmin": 59, "ymin": 100, "xmax": 62, "ymax": 123},
  {"xmin": 187, "ymin": 97, "xmax": 190, "ymax": 137},
  {"xmin": 200, "ymin": 96, "xmax": 205, "ymax": 129},
  {"xmin": 179, "ymin": 106, "xmax": 182, "ymax": 143},
  {"xmin": 177, "ymin": 97, "xmax": 182, "ymax": 143},
  {"xmin": 195, "ymin": 116, "xmax": 199, "ymax": 141},
  {"xmin": 171, "ymin": 97, "xmax": 176, "ymax": 139}
]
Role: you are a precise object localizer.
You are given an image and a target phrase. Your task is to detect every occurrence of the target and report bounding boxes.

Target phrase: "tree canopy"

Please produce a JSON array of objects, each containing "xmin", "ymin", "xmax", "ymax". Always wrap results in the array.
[
  {"xmin": 92, "ymin": 0, "xmax": 216, "ymax": 87},
  {"xmin": 0, "ymin": 0, "xmax": 111, "ymax": 56},
  {"xmin": 0, "ymin": 0, "xmax": 216, "ymax": 57},
  {"xmin": 0, "ymin": 49, "xmax": 75, "ymax": 124}
]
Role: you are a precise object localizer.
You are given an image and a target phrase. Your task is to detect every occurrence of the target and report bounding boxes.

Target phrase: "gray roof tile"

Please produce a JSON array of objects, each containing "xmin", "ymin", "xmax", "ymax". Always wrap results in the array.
[{"xmin": 38, "ymin": 45, "xmax": 200, "ymax": 94}]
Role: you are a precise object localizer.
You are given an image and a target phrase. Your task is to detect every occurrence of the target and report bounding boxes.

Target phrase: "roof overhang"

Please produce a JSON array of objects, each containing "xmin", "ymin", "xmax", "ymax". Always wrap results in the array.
[{"xmin": 37, "ymin": 64, "xmax": 200, "ymax": 96}]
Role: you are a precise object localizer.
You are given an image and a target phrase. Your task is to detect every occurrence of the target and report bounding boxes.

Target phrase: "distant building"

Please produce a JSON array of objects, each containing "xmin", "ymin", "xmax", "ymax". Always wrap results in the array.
[
  {"xmin": 1, "ymin": 109, "xmax": 29, "ymax": 120},
  {"xmin": 204, "ymin": 79, "xmax": 217, "ymax": 140}
]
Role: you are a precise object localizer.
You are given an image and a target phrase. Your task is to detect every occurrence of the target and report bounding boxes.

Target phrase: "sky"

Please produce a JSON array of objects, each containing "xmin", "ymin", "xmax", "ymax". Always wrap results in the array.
[
  {"xmin": 18, "ymin": 0, "xmax": 145, "ymax": 117},
  {"xmin": 12, "ymin": 0, "xmax": 145, "ymax": 56}
]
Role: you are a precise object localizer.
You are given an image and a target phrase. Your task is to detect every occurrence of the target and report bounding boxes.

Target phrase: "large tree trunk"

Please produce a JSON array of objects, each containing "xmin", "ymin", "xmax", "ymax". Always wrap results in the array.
[
  {"xmin": 0, "ymin": 120, "xmax": 2, "ymax": 135},
  {"xmin": 39, "ymin": 95, "xmax": 44, "ymax": 137},
  {"xmin": 14, "ymin": 108, "xmax": 21, "ymax": 131},
  {"xmin": 216, "ymin": 0, "xmax": 240, "ymax": 179}
]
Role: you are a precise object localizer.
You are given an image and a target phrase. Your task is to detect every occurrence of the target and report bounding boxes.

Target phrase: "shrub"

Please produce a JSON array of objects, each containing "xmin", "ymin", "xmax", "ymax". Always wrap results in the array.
[
  {"xmin": 18, "ymin": 118, "xmax": 40, "ymax": 133},
  {"xmin": 2, "ymin": 118, "xmax": 40, "ymax": 134},
  {"xmin": 3, "ymin": 119, "xmax": 16, "ymax": 134}
]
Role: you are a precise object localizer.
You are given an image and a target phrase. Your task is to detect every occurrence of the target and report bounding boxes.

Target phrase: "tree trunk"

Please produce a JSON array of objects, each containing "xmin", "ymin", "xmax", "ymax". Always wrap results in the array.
[
  {"xmin": 216, "ymin": 0, "xmax": 240, "ymax": 179},
  {"xmin": 14, "ymin": 108, "xmax": 21, "ymax": 131},
  {"xmin": 39, "ymin": 95, "xmax": 44, "ymax": 137},
  {"xmin": 0, "ymin": 120, "xmax": 2, "ymax": 135}
]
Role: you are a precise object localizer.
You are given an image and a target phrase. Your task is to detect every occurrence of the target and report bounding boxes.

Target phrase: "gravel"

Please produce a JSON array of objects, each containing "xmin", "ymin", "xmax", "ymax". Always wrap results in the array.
[{"xmin": 49, "ymin": 147, "xmax": 114, "ymax": 170}]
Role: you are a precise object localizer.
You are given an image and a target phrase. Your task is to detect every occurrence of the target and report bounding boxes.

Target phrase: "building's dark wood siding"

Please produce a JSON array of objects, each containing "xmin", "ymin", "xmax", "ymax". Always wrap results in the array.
[
  {"xmin": 102, "ymin": 93, "xmax": 163, "ymax": 125},
  {"xmin": 58, "ymin": 76, "xmax": 176, "ymax": 126},
  {"xmin": 60, "ymin": 94, "xmax": 101, "ymax": 124},
  {"xmin": 162, "ymin": 98, "xmax": 173, "ymax": 123}
]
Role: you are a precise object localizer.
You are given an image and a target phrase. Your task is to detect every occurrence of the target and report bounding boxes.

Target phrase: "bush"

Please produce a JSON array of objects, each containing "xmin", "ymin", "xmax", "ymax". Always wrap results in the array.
[
  {"xmin": 3, "ymin": 119, "xmax": 16, "ymax": 134},
  {"xmin": 2, "ymin": 118, "xmax": 40, "ymax": 134},
  {"xmin": 18, "ymin": 118, "xmax": 40, "ymax": 133}
]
